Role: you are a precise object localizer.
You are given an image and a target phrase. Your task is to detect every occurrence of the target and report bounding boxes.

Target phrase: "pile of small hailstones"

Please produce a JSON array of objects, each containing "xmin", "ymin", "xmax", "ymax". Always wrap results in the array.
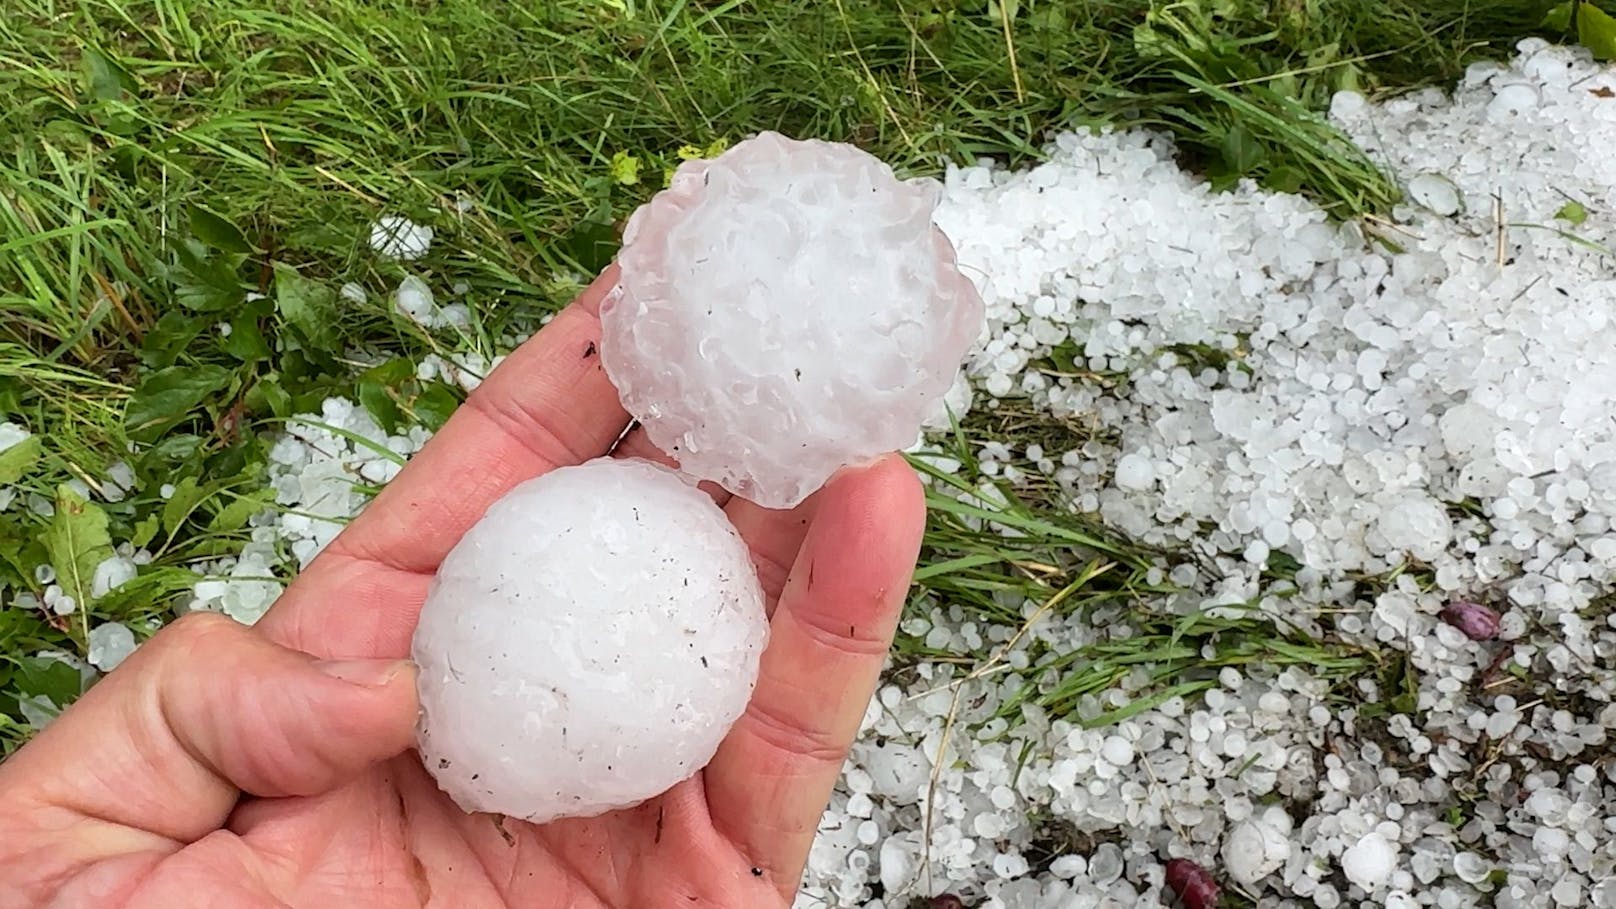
[
  {"xmin": 796, "ymin": 40, "xmax": 1616, "ymax": 909},
  {"xmin": 9, "ymin": 37, "xmax": 1616, "ymax": 909}
]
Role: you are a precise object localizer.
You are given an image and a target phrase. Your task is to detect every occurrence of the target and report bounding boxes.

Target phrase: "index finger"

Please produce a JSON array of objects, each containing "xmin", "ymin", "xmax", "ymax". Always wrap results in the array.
[
  {"xmin": 703, "ymin": 454, "xmax": 926, "ymax": 893},
  {"xmin": 257, "ymin": 267, "xmax": 631, "ymax": 655},
  {"xmin": 329, "ymin": 266, "xmax": 630, "ymax": 573}
]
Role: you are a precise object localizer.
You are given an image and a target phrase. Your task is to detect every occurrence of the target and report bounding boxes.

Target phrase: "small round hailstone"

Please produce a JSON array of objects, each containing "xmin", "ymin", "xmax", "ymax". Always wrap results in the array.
[
  {"xmin": 1405, "ymin": 173, "xmax": 1461, "ymax": 216},
  {"xmin": 369, "ymin": 214, "xmax": 433, "ymax": 261},
  {"xmin": 603, "ymin": 131, "xmax": 985, "ymax": 508},
  {"xmin": 1114, "ymin": 453, "xmax": 1156, "ymax": 491},
  {"xmin": 412, "ymin": 457, "xmax": 768, "ymax": 823}
]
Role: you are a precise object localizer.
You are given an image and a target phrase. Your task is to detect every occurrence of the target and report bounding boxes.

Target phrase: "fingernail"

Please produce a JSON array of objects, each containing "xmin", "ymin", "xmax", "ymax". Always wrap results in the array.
[{"xmin": 315, "ymin": 659, "xmax": 414, "ymax": 688}]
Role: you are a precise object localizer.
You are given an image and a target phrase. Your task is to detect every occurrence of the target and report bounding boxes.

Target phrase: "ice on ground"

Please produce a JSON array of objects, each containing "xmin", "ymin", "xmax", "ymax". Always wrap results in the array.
[
  {"xmin": 0, "ymin": 421, "xmax": 30, "ymax": 452},
  {"xmin": 86, "ymin": 621, "xmax": 136, "ymax": 671},
  {"xmin": 795, "ymin": 40, "xmax": 1616, "ymax": 909},
  {"xmin": 1341, "ymin": 832, "xmax": 1399, "ymax": 891},
  {"xmin": 395, "ymin": 275, "xmax": 470, "ymax": 331},
  {"xmin": 101, "ymin": 37, "xmax": 1616, "ymax": 909},
  {"xmin": 91, "ymin": 554, "xmax": 137, "ymax": 598},
  {"xmin": 185, "ymin": 539, "xmax": 283, "ymax": 624},
  {"xmin": 369, "ymin": 214, "xmax": 433, "ymax": 261}
]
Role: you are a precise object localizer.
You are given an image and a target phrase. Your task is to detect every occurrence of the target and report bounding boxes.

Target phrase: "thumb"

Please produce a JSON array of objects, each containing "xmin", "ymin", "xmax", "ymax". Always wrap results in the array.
[{"xmin": 0, "ymin": 611, "xmax": 419, "ymax": 845}]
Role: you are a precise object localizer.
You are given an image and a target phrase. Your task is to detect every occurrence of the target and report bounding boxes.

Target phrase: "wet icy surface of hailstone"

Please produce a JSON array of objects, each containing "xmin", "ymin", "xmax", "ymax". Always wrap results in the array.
[
  {"xmin": 603, "ymin": 131, "xmax": 985, "ymax": 509},
  {"xmin": 411, "ymin": 457, "xmax": 768, "ymax": 822}
]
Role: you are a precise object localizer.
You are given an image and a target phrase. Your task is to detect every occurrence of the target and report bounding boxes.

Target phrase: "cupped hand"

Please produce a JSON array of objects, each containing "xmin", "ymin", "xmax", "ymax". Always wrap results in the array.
[{"xmin": 0, "ymin": 266, "xmax": 926, "ymax": 908}]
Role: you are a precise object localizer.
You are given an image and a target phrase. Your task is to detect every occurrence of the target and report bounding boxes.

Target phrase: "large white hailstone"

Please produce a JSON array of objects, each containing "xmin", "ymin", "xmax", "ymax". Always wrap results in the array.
[
  {"xmin": 1340, "ymin": 832, "xmax": 1398, "ymax": 891},
  {"xmin": 412, "ymin": 457, "xmax": 768, "ymax": 822},
  {"xmin": 602, "ymin": 131, "xmax": 985, "ymax": 509},
  {"xmin": 86, "ymin": 621, "xmax": 136, "ymax": 672},
  {"xmin": 1376, "ymin": 494, "xmax": 1452, "ymax": 562},
  {"xmin": 1222, "ymin": 810, "xmax": 1292, "ymax": 885}
]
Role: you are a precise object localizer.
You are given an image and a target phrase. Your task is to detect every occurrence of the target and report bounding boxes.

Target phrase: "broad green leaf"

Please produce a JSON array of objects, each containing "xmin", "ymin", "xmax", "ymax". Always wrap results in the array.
[
  {"xmin": 1556, "ymin": 200, "xmax": 1590, "ymax": 225},
  {"xmin": 170, "ymin": 240, "xmax": 247, "ymax": 311},
  {"xmin": 413, "ymin": 382, "xmax": 461, "ymax": 430},
  {"xmin": 1580, "ymin": 2, "xmax": 1616, "ymax": 60},
  {"xmin": 1264, "ymin": 165, "xmax": 1306, "ymax": 195},
  {"xmin": 43, "ymin": 486, "xmax": 113, "ymax": 612},
  {"xmin": 82, "ymin": 47, "xmax": 136, "ymax": 102},
  {"xmin": 357, "ymin": 359, "xmax": 415, "ymax": 434},
  {"xmin": 273, "ymin": 263, "xmax": 337, "ymax": 350},
  {"xmin": 0, "ymin": 609, "xmax": 52, "ymax": 657},
  {"xmin": 125, "ymin": 364, "xmax": 231, "ymax": 438},
  {"xmin": 130, "ymin": 513, "xmax": 160, "ymax": 549},
  {"xmin": 139, "ymin": 310, "xmax": 208, "ymax": 369},
  {"xmin": 1221, "ymin": 124, "xmax": 1265, "ymax": 175},
  {"xmin": 0, "ymin": 435, "xmax": 41, "ymax": 485},
  {"xmin": 359, "ymin": 376, "xmax": 402, "ymax": 435},
  {"xmin": 94, "ymin": 566, "xmax": 209, "ymax": 615},
  {"xmin": 13, "ymin": 656, "xmax": 81, "ymax": 706},
  {"xmin": 0, "ymin": 517, "xmax": 39, "ymax": 588},
  {"xmin": 139, "ymin": 433, "xmax": 205, "ymax": 472},
  {"xmin": 1543, "ymin": 1, "xmax": 1573, "ymax": 30},
  {"xmin": 220, "ymin": 311, "xmax": 270, "ymax": 363},
  {"xmin": 188, "ymin": 205, "xmax": 251, "ymax": 253},
  {"xmin": 161, "ymin": 476, "xmax": 206, "ymax": 537},
  {"xmin": 244, "ymin": 373, "xmax": 292, "ymax": 418},
  {"xmin": 208, "ymin": 490, "xmax": 274, "ymax": 533}
]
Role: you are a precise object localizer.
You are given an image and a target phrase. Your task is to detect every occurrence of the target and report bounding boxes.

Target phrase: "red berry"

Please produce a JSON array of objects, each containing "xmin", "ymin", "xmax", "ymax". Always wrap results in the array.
[
  {"xmin": 929, "ymin": 896, "xmax": 966, "ymax": 909},
  {"xmin": 1164, "ymin": 858, "xmax": 1220, "ymax": 909},
  {"xmin": 1441, "ymin": 601, "xmax": 1501, "ymax": 641}
]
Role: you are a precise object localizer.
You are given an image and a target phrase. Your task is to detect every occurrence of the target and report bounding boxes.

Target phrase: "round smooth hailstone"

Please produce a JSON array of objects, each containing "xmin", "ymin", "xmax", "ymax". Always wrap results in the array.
[
  {"xmin": 1340, "ymin": 832, "xmax": 1398, "ymax": 891},
  {"xmin": 411, "ymin": 457, "xmax": 768, "ymax": 823},
  {"xmin": 602, "ymin": 131, "xmax": 985, "ymax": 509}
]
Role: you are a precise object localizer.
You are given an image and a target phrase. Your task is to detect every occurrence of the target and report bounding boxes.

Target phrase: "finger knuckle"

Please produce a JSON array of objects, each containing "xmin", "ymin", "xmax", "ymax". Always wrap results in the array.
[{"xmin": 154, "ymin": 611, "xmax": 248, "ymax": 655}]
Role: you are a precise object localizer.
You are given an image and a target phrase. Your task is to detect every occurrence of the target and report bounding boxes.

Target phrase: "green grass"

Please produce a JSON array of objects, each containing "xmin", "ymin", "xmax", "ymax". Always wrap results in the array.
[{"xmin": 0, "ymin": 0, "xmax": 1576, "ymax": 752}]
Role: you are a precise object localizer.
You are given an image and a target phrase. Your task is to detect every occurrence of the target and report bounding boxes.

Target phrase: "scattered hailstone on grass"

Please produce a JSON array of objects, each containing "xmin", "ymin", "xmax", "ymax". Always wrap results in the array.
[
  {"xmin": 0, "ymin": 420, "xmax": 30, "ymax": 452},
  {"xmin": 91, "ymin": 554, "xmax": 137, "ymax": 598},
  {"xmin": 395, "ymin": 276, "xmax": 470, "ymax": 331},
  {"xmin": 412, "ymin": 457, "xmax": 767, "ymax": 822},
  {"xmin": 603, "ymin": 131, "xmax": 985, "ymax": 508},
  {"xmin": 186, "ymin": 540, "xmax": 283, "ymax": 624},
  {"xmin": 369, "ymin": 214, "xmax": 433, "ymax": 261},
  {"xmin": 87, "ymin": 621, "xmax": 136, "ymax": 671}
]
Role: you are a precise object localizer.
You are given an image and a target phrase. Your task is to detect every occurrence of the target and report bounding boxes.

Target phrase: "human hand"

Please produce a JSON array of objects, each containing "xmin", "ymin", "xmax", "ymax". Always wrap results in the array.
[{"xmin": 0, "ymin": 265, "xmax": 927, "ymax": 908}]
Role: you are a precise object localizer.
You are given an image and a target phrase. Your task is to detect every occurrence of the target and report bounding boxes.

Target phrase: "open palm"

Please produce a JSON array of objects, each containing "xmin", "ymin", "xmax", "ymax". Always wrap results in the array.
[{"xmin": 0, "ymin": 267, "xmax": 925, "ymax": 908}]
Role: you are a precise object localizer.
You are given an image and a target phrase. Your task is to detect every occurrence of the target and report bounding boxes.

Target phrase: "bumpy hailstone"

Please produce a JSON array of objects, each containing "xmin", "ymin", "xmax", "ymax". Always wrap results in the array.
[
  {"xmin": 603, "ymin": 131, "xmax": 985, "ymax": 509},
  {"xmin": 411, "ymin": 457, "xmax": 768, "ymax": 822}
]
